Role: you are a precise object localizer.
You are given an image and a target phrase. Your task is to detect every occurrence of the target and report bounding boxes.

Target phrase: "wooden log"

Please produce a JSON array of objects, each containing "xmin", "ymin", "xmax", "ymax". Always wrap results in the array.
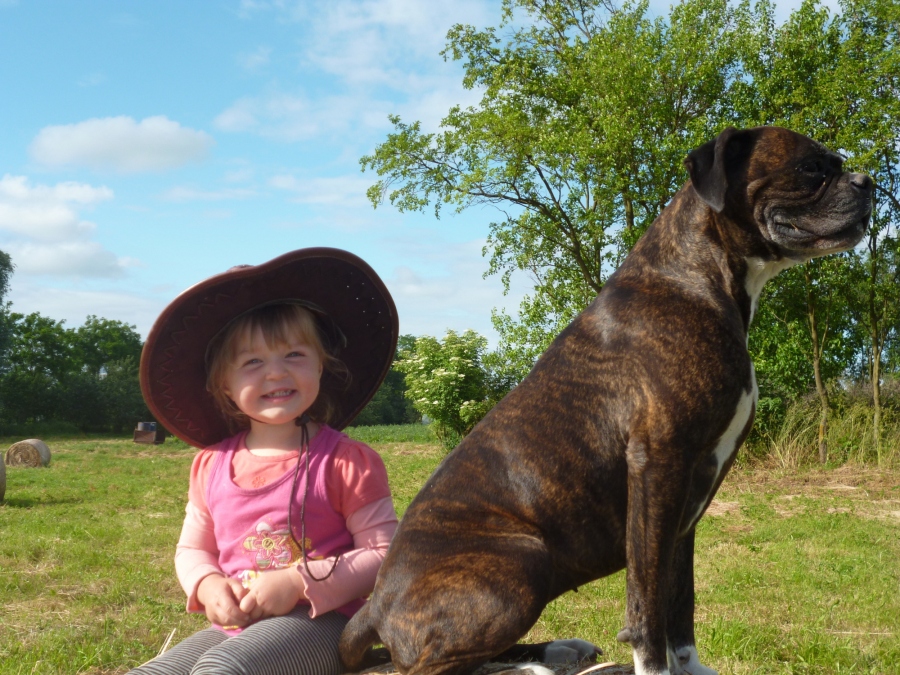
[{"xmin": 5, "ymin": 438, "xmax": 52, "ymax": 467}]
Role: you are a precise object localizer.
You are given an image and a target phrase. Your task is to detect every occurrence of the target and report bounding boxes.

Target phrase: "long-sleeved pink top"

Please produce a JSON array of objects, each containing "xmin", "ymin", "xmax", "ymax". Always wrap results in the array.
[{"xmin": 174, "ymin": 426, "xmax": 398, "ymax": 622}]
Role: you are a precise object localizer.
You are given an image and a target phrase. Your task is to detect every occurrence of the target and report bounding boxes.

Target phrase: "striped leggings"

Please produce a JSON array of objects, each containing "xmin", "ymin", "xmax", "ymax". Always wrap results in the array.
[{"xmin": 130, "ymin": 609, "xmax": 349, "ymax": 675}]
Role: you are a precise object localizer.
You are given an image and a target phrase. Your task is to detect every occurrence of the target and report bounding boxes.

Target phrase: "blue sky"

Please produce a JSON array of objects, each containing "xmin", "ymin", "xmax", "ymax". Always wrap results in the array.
[{"xmin": 0, "ymin": 0, "xmax": 827, "ymax": 343}]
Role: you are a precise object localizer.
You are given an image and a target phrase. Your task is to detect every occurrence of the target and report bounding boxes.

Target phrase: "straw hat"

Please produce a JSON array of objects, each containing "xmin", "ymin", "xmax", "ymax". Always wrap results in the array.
[{"xmin": 140, "ymin": 248, "xmax": 398, "ymax": 448}]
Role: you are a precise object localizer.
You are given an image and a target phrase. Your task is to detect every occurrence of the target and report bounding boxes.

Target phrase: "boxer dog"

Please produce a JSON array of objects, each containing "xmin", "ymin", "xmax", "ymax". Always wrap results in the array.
[{"xmin": 340, "ymin": 127, "xmax": 872, "ymax": 675}]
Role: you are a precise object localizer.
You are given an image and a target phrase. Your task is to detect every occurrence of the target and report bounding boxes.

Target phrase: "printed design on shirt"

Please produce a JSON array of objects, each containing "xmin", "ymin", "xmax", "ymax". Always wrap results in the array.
[
  {"xmin": 241, "ymin": 520, "xmax": 304, "ymax": 570},
  {"xmin": 238, "ymin": 569, "xmax": 259, "ymax": 589}
]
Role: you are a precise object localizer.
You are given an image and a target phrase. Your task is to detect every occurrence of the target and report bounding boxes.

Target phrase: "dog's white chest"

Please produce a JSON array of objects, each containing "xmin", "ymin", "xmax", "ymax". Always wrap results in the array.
[
  {"xmin": 684, "ymin": 367, "xmax": 757, "ymax": 532},
  {"xmin": 712, "ymin": 367, "xmax": 757, "ymax": 473},
  {"xmin": 745, "ymin": 256, "xmax": 795, "ymax": 326}
]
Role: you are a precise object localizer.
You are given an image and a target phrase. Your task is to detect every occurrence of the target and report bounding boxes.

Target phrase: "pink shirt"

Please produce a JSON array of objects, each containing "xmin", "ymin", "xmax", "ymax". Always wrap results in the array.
[{"xmin": 175, "ymin": 426, "xmax": 397, "ymax": 625}]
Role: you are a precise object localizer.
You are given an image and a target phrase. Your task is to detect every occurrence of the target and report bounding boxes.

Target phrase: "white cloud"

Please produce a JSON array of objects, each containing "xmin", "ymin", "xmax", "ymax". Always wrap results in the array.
[
  {"xmin": 238, "ymin": 46, "xmax": 272, "ymax": 71},
  {"xmin": 269, "ymin": 174, "xmax": 371, "ymax": 206},
  {"xmin": 215, "ymin": 0, "xmax": 490, "ymax": 142},
  {"xmin": 29, "ymin": 116, "xmax": 214, "ymax": 173},
  {"xmin": 0, "ymin": 175, "xmax": 112, "ymax": 241},
  {"xmin": 0, "ymin": 175, "xmax": 133, "ymax": 279},
  {"xmin": 77, "ymin": 72, "xmax": 106, "ymax": 87},
  {"xmin": 380, "ymin": 237, "xmax": 530, "ymax": 344},
  {"xmin": 214, "ymin": 93, "xmax": 366, "ymax": 141},
  {"xmin": 4, "ymin": 241, "xmax": 129, "ymax": 278},
  {"xmin": 304, "ymin": 0, "xmax": 493, "ymax": 72},
  {"xmin": 161, "ymin": 186, "xmax": 258, "ymax": 202},
  {"xmin": 7, "ymin": 283, "xmax": 162, "ymax": 337}
]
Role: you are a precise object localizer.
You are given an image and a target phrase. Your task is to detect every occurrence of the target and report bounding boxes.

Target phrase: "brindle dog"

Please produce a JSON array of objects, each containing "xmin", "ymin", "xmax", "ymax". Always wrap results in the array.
[{"xmin": 340, "ymin": 127, "xmax": 872, "ymax": 675}]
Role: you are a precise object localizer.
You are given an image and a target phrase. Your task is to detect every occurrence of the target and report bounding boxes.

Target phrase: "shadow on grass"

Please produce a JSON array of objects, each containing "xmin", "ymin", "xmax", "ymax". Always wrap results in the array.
[{"xmin": 1, "ymin": 496, "xmax": 84, "ymax": 508}]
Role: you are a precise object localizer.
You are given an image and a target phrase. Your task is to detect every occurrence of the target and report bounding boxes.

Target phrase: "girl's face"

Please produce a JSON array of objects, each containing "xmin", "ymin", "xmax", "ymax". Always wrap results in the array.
[{"xmin": 222, "ymin": 326, "xmax": 323, "ymax": 428}]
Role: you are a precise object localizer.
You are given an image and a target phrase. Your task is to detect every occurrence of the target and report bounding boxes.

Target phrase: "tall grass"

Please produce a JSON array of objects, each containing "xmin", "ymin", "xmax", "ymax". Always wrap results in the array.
[{"xmin": 745, "ymin": 386, "xmax": 900, "ymax": 469}]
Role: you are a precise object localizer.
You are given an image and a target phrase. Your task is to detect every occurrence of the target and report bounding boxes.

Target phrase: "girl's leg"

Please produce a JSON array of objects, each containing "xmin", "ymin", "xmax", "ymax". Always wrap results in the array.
[
  {"xmin": 191, "ymin": 608, "xmax": 349, "ymax": 675},
  {"xmin": 129, "ymin": 628, "xmax": 228, "ymax": 675}
]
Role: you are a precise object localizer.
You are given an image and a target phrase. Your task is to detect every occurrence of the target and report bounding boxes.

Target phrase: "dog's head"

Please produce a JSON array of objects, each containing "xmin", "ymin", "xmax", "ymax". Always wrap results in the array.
[{"xmin": 684, "ymin": 126, "xmax": 871, "ymax": 259}]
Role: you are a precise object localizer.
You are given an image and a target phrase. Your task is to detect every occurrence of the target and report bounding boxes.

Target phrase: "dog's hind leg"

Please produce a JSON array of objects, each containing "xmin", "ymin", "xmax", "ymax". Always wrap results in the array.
[
  {"xmin": 666, "ymin": 529, "xmax": 717, "ymax": 675},
  {"xmin": 381, "ymin": 538, "xmax": 554, "ymax": 675},
  {"xmin": 340, "ymin": 602, "xmax": 389, "ymax": 672}
]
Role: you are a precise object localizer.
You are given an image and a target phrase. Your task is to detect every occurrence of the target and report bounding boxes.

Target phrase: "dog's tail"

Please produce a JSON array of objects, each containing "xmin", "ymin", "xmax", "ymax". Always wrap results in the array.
[{"xmin": 339, "ymin": 602, "xmax": 389, "ymax": 672}]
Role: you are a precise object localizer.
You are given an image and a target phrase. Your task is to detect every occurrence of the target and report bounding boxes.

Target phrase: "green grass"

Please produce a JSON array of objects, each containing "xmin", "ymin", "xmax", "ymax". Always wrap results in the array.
[
  {"xmin": 345, "ymin": 423, "xmax": 436, "ymax": 445},
  {"xmin": 1, "ymin": 434, "xmax": 898, "ymax": 674}
]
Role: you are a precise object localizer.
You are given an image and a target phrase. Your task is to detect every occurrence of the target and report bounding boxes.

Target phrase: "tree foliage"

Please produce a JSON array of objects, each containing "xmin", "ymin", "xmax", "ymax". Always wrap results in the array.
[
  {"xmin": 0, "ymin": 309, "xmax": 151, "ymax": 433},
  {"xmin": 354, "ymin": 335, "xmax": 422, "ymax": 426},
  {"xmin": 362, "ymin": 0, "xmax": 900, "ymax": 457},
  {"xmin": 363, "ymin": 0, "xmax": 760, "ymax": 375}
]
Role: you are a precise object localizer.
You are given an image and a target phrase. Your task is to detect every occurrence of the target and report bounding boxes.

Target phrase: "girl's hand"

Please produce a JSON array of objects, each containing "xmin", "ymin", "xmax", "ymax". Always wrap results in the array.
[
  {"xmin": 197, "ymin": 574, "xmax": 251, "ymax": 627},
  {"xmin": 239, "ymin": 567, "xmax": 307, "ymax": 620}
]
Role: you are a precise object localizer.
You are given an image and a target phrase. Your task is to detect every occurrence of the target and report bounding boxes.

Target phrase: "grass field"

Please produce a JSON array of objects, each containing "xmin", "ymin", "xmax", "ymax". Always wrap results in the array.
[{"xmin": 0, "ymin": 428, "xmax": 898, "ymax": 674}]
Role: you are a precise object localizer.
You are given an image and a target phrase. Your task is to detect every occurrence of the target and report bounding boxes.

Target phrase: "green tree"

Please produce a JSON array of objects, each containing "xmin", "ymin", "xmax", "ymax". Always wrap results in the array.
[
  {"xmin": 3, "ymin": 312, "xmax": 77, "ymax": 380},
  {"xmin": 839, "ymin": 0, "xmax": 900, "ymax": 465},
  {"xmin": 362, "ymin": 0, "xmax": 756, "ymax": 376},
  {"xmin": 74, "ymin": 315, "xmax": 143, "ymax": 377},
  {"xmin": 736, "ymin": 0, "xmax": 900, "ymax": 461},
  {"xmin": 750, "ymin": 257, "xmax": 858, "ymax": 461},
  {"xmin": 354, "ymin": 334, "xmax": 421, "ymax": 426},
  {"xmin": 0, "ymin": 250, "xmax": 12, "ymax": 302},
  {"xmin": 99, "ymin": 357, "xmax": 152, "ymax": 434},
  {"xmin": 0, "ymin": 310, "xmax": 150, "ymax": 433},
  {"xmin": 0, "ymin": 250, "xmax": 14, "ymax": 377},
  {"xmin": 396, "ymin": 330, "xmax": 495, "ymax": 448}
]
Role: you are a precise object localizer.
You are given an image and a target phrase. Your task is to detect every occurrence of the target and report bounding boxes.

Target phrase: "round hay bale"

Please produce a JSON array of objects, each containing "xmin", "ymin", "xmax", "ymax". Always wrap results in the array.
[{"xmin": 5, "ymin": 438, "xmax": 52, "ymax": 467}]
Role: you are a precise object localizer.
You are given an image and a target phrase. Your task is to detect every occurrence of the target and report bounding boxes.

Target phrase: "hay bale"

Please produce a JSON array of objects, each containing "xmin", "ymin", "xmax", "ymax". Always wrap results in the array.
[{"xmin": 5, "ymin": 438, "xmax": 52, "ymax": 467}]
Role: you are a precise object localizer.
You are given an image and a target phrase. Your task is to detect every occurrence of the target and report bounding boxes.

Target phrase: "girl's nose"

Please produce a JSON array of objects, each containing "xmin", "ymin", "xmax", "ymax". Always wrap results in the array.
[{"xmin": 265, "ymin": 360, "xmax": 288, "ymax": 378}]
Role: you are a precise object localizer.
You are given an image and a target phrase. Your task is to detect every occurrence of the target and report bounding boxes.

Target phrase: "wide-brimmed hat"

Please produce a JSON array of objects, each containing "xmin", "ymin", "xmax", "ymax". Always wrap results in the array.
[{"xmin": 140, "ymin": 248, "xmax": 398, "ymax": 448}]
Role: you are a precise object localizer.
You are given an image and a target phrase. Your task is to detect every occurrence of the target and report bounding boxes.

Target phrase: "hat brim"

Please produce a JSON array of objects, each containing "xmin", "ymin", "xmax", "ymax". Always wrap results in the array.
[{"xmin": 140, "ymin": 248, "xmax": 398, "ymax": 448}]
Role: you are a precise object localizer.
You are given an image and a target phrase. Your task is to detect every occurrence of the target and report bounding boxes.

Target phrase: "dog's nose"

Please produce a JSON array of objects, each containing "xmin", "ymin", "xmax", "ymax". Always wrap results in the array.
[{"xmin": 850, "ymin": 173, "xmax": 873, "ymax": 194}]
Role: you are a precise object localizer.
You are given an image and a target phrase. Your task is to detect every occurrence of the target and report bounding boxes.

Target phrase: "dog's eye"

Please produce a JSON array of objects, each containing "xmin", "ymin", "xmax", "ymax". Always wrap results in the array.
[{"xmin": 799, "ymin": 160, "xmax": 825, "ymax": 175}]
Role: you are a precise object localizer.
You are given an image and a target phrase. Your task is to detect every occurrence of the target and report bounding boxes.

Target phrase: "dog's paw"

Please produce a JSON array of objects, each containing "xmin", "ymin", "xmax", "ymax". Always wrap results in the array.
[
  {"xmin": 670, "ymin": 646, "xmax": 717, "ymax": 675},
  {"xmin": 514, "ymin": 664, "xmax": 557, "ymax": 675},
  {"xmin": 542, "ymin": 639, "xmax": 603, "ymax": 664}
]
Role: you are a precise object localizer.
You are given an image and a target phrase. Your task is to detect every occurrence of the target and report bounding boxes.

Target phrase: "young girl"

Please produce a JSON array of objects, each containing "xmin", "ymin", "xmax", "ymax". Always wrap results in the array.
[{"xmin": 136, "ymin": 248, "xmax": 400, "ymax": 675}]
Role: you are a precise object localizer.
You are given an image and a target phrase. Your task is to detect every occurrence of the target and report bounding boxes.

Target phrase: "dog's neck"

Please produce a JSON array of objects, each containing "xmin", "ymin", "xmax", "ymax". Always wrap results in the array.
[{"xmin": 628, "ymin": 186, "xmax": 797, "ymax": 335}]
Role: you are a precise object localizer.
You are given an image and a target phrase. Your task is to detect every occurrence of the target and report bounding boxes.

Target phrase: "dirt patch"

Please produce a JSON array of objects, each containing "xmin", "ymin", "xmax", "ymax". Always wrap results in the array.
[
  {"xmin": 720, "ymin": 465, "xmax": 900, "ymax": 503},
  {"xmin": 383, "ymin": 443, "xmax": 444, "ymax": 457},
  {"xmin": 705, "ymin": 500, "xmax": 740, "ymax": 517}
]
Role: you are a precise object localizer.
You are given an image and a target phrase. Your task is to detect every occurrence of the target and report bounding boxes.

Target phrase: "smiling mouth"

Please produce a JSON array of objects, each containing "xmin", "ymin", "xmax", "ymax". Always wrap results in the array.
[{"xmin": 263, "ymin": 389, "xmax": 295, "ymax": 399}]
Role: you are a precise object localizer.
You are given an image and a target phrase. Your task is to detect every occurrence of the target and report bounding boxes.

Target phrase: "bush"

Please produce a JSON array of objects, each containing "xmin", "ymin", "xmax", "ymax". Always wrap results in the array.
[{"xmin": 396, "ymin": 330, "xmax": 497, "ymax": 449}]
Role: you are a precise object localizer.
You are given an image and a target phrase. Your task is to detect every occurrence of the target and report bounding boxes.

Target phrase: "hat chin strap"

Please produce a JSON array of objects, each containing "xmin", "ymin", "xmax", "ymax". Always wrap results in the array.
[{"xmin": 288, "ymin": 412, "xmax": 339, "ymax": 583}]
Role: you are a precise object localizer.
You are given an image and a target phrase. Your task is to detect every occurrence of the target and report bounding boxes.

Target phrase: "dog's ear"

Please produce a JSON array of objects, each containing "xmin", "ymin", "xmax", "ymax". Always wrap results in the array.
[{"xmin": 684, "ymin": 127, "xmax": 743, "ymax": 213}]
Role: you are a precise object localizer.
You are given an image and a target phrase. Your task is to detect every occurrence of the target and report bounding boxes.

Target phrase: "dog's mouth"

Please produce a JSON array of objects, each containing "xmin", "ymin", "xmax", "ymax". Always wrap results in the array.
[{"xmin": 767, "ymin": 210, "xmax": 869, "ymax": 255}]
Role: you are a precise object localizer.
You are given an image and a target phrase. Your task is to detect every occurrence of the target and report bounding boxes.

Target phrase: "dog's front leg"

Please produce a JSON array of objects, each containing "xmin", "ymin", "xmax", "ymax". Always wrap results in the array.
[
  {"xmin": 618, "ymin": 440, "xmax": 685, "ymax": 675},
  {"xmin": 666, "ymin": 529, "xmax": 718, "ymax": 675}
]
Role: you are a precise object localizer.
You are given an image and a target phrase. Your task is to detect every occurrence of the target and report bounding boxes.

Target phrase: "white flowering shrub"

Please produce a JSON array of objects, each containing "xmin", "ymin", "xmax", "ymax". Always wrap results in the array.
[{"xmin": 396, "ymin": 330, "xmax": 494, "ymax": 449}]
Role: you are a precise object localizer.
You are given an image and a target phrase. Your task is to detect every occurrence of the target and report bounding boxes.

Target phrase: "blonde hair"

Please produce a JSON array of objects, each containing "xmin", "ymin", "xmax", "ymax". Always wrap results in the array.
[{"xmin": 206, "ymin": 303, "xmax": 348, "ymax": 431}]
